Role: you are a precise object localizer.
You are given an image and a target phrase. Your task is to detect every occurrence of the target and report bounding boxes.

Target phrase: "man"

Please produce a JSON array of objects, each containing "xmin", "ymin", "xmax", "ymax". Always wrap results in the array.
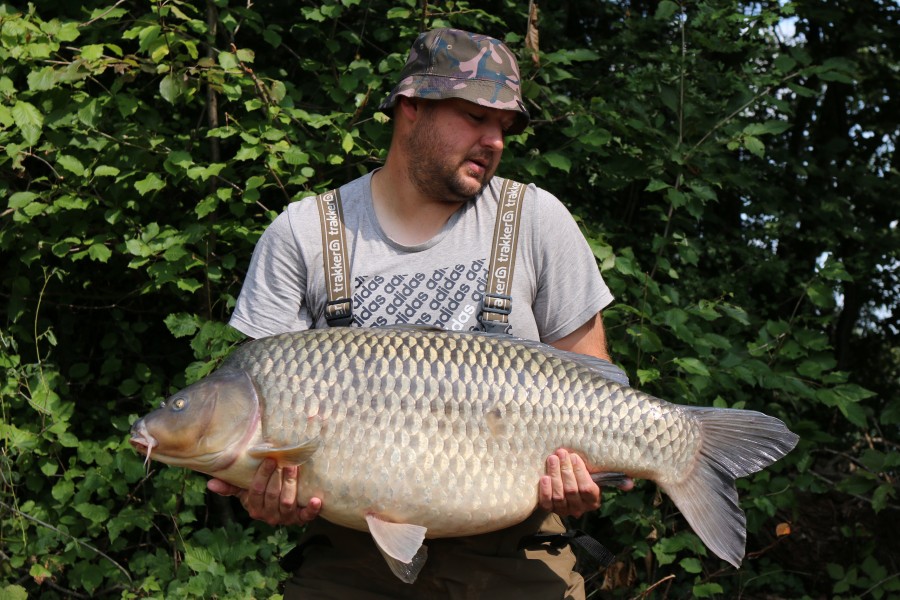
[{"xmin": 210, "ymin": 28, "xmax": 620, "ymax": 599}]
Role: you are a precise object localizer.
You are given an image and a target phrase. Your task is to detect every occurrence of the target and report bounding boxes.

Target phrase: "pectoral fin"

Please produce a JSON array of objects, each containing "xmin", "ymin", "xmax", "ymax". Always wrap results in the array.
[
  {"xmin": 248, "ymin": 437, "xmax": 320, "ymax": 466},
  {"xmin": 365, "ymin": 514, "xmax": 428, "ymax": 583}
]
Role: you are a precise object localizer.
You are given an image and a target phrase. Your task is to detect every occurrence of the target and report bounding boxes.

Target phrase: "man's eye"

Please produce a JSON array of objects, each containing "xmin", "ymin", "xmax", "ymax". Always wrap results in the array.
[{"xmin": 468, "ymin": 113, "xmax": 484, "ymax": 122}]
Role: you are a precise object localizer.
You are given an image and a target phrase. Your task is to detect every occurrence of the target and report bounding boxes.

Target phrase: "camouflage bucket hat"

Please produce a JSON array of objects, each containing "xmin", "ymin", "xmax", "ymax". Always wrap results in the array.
[{"xmin": 378, "ymin": 28, "xmax": 530, "ymax": 135}]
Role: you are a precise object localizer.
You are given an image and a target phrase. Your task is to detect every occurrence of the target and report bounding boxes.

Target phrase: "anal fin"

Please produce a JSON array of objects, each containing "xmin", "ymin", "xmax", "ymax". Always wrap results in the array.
[{"xmin": 365, "ymin": 514, "xmax": 428, "ymax": 583}]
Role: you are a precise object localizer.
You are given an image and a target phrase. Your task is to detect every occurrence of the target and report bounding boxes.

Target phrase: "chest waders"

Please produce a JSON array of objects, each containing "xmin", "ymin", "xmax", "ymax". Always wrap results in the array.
[{"xmin": 283, "ymin": 179, "xmax": 615, "ymax": 576}]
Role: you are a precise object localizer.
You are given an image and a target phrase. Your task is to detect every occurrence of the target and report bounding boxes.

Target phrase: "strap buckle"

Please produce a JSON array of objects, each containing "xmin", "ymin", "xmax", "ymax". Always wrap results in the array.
[
  {"xmin": 479, "ymin": 293, "xmax": 512, "ymax": 333},
  {"xmin": 481, "ymin": 292, "xmax": 512, "ymax": 317},
  {"xmin": 325, "ymin": 298, "xmax": 353, "ymax": 327}
]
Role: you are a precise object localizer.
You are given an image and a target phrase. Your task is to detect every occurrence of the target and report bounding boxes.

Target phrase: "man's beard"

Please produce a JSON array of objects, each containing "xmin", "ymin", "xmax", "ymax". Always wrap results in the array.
[{"xmin": 403, "ymin": 113, "xmax": 496, "ymax": 204}]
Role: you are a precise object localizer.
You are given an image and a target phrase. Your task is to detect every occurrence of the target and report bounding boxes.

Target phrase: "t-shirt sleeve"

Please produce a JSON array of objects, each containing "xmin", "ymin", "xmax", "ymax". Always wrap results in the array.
[
  {"xmin": 229, "ymin": 210, "xmax": 312, "ymax": 339},
  {"xmin": 530, "ymin": 188, "xmax": 614, "ymax": 343}
]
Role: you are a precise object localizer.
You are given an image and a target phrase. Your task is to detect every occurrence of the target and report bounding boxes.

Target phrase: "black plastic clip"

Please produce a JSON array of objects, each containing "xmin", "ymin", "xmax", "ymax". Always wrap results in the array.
[
  {"xmin": 324, "ymin": 298, "xmax": 353, "ymax": 327},
  {"xmin": 479, "ymin": 293, "xmax": 512, "ymax": 333}
]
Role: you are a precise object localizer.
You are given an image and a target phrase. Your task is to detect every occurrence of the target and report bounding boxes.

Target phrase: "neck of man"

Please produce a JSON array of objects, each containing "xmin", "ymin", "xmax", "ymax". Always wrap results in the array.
[{"xmin": 370, "ymin": 155, "xmax": 471, "ymax": 246}]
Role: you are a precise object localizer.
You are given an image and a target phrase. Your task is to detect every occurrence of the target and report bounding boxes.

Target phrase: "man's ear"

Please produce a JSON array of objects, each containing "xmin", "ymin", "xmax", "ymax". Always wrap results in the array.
[{"xmin": 397, "ymin": 96, "xmax": 420, "ymax": 121}]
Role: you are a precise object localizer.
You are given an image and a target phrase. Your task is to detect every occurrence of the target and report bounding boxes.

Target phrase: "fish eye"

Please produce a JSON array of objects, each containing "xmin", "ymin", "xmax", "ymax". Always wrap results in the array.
[{"xmin": 171, "ymin": 397, "xmax": 187, "ymax": 411}]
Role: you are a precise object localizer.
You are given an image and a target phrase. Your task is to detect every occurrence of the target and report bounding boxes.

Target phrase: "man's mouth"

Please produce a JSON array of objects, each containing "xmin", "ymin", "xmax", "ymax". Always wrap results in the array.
[{"xmin": 465, "ymin": 156, "xmax": 491, "ymax": 175}]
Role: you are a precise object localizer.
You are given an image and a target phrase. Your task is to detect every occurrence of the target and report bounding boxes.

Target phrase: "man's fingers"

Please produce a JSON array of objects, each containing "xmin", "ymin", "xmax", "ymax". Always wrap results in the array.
[
  {"xmin": 571, "ymin": 454, "xmax": 597, "ymax": 497},
  {"xmin": 265, "ymin": 463, "xmax": 284, "ymax": 505},
  {"xmin": 571, "ymin": 455, "xmax": 601, "ymax": 514},
  {"xmin": 207, "ymin": 478, "xmax": 241, "ymax": 496},
  {"xmin": 556, "ymin": 450, "xmax": 584, "ymax": 515},
  {"xmin": 558, "ymin": 449, "xmax": 579, "ymax": 495},
  {"xmin": 250, "ymin": 458, "xmax": 277, "ymax": 497},
  {"xmin": 538, "ymin": 475, "xmax": 553, "ymax": 511},
  {"xmin": 243, "ymin": 459, "xmax": 277, "ymax": 521},
  {"xmin": 547, "ymin": 453, "xmax": 564, "ymax": 504},
  {"xmin": 280, "ymin": 465, "xmax": 299, "ymax": 513},
  {"xmin": 299, "ymin": 497, "xmax": 322, "ymax": 522}
]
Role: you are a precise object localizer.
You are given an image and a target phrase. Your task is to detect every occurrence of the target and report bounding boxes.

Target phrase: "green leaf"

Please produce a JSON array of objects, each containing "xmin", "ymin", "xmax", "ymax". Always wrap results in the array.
[
  {"xmin": 544, "ymin": 152, "xmax": 572, "ymax": 173},
  {"xmin": 385, "ymin": 7, "xmax": 410, "ymax": 19},
  {"xmin": 270, "ymin": 80, "xmax": 286, "ymax": 103},
  {"xmin": 27, "ymin": 66, "xmax": 57, "ymax": 91},
  {"xmin": 235, "ymin": 48, "xmax": 255, "ymax": 63},
  {"xmin": 637, "ymin": 368, "xmax": 660, "ymax": 384},
  {"xmin": 774, "ymin": 54, "xmax": 797, "ymax": 73},
  {"xmin": 235, "ymin": 145, "xmax": 264, "ymax": 161},
  {"xmin": 11, "ymin": 100, "xmax": 43, "ymax": 145},
  {"xmin": 81, "ymin": 43, "xmax": 105, "ymax": 61},
  {"xmin": 0, "ymin": 585, "xmax": 28, "ymax": 600},
  {"xmin": 51, "ymin": 478, "xmax": 75, "ymax": 503},
  {"xmin": 57, "ymin": 154, "xmax": 86, "ymax": 176},
  {"xmin": 39, "ymin": 460, "xmax": 58, "ymax": 476},
  {"xmin": 645, "ymin": 179, "xmax": 670, "ymax": 192},
  {"xmin": 218, "ymin": 51, "xmax": 239, "ymax": 69},
  {"xmin": 744, "ymin": 121, "xmax": 792, "ymax": 136},
  {"xmin": 743, "ymin": 135, "xmax": 765, "ymax": 158},
  {"xmin": 282, "ymin": 148, "xmax": 310, "ymax": 166},
  {"xmin": 0, "ymin": 423, "xmax": 38, "ymax": 450},
  {"xmin": 805, "ymin": 281, "xmax": 834, "ymax": 308},
  {"xmin": 77, "ymin": 99, "xmax": 101, "ymax": 127},
  {"xmin": 75, "ymin": 502, "xmax": 110, "ymax": 524},
  {"xmin": 195, "ymin": 195, "xmax": 218, "ymax": 218},
  {"xmin": 184, "ymin": 543, "xmax": 218, "ymax": 574},
  {"xmin": 692, "ymin": 582, "xmax": 724, "ymax": 598},
  {"xmin": 872, "ymin": 483, "xmax": 896, "ymax": 513},
  {"xmin": 655, "ymin": 0, "xmax": 680, "ymax": 20},
  {"xmin": 29, "ymin": 564, "xmax": 52, "ymax": 583},
  {"xmin": 95, "ymin": 165, "xmax": 120, "ymax": 177},
  {"xmin": 160, "ymin": 73, "xmax": 183, "ymax": 104},
  {"xmin": 135, "ymin": 173, "xmax": 166, "ymax": 195},
  {"xmin": 9, "ymin": 191, "xmax": 38, "ymax": 209},
  {"xmin": 177, "ymin": 278, "xmax": 203, "ymax": 292},
  {"xmin": 165, "ymin": 313, "xmax": 200, "ymax": 338},
  {"xmin": 674, "ymin": 357, "xmax": 710, "ymax": 377},
  {"xmin": 680, "ymin": 557, "xmax": 703, "ymax": 573},
  {"xmin": 0, "ymin": 105, "xmax": 13, "ymax": 127}
]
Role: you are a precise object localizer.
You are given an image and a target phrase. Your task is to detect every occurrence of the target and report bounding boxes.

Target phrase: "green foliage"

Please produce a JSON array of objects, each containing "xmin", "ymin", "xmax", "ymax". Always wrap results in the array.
[{"xmin": 1, "ymin": 1, "xmax": 897, "ymax": 598}]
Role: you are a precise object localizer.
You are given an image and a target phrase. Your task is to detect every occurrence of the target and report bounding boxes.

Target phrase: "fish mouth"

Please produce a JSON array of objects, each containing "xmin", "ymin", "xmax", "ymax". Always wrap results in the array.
[
  {"xmin": 129, "ymin": 437, "xmax": 153, "ymax": 455},
  {"xmin": 129, "ymin": 419, "xmax": 158, "ymax": 466}
]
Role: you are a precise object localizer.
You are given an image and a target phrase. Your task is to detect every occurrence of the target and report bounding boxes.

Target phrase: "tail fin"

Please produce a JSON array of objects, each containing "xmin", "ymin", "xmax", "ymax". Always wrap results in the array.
[{"xmin": 659, "ymin": 407, "xmax": 799, "ymax": 568}]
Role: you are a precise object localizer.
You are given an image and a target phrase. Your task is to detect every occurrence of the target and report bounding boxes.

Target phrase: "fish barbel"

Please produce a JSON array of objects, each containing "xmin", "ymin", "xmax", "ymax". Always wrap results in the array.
[{"xmin": 129, "ymin": 327, "xmax": 798, "ymax": 582}]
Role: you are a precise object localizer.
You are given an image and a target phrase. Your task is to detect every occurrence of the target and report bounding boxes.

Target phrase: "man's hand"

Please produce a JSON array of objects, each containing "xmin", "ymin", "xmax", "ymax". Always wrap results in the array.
[
  {"xmin": 207, "ymin": 458, "xmax": 322, "ymax": 527},
  {"xmin": 538, "ymin": 449, "xmax": 601, "ymax": 518}
]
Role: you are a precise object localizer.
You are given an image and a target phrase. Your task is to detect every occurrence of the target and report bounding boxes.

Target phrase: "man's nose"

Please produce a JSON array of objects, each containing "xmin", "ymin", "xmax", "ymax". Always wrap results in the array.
[{"xmin": 480, "ymin": 124, "xmax": 505, "ymax": 151}]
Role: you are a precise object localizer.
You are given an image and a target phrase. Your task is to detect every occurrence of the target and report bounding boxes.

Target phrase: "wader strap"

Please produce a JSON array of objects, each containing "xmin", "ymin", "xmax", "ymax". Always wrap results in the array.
[
  {"xmin": 517, "ymin": 529, "xmax": 616, "ymax": 568},
  {"xmin": 479, "ymin": 178, "xmax": 527, "ymax": 334},
  {"xmin": 315, "ymin": 188, "xmax": 353, "ymax": 326}
]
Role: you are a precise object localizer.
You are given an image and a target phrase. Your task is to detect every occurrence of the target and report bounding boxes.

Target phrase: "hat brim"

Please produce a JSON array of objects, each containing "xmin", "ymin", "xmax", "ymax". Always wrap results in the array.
[{"xmin": 378, "ymin": 75, "xmax": 530, "ymax": 135}]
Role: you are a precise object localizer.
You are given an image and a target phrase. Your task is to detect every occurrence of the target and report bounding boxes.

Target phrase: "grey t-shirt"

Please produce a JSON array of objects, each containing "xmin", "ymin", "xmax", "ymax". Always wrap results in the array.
[{"xmin": 230, "ymin": 173, "xmax": 613, "ymax": 343}]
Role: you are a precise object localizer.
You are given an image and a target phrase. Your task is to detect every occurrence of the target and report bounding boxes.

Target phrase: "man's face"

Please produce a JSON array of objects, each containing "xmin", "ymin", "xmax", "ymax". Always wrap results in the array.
[{"xmin": 403, "ymin": 98, "xmax": 516, "ymax": 203}]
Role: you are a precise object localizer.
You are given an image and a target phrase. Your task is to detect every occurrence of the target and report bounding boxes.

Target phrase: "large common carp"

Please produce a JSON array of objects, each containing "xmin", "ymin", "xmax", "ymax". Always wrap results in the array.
[{"xmin": 130, "ymin": 327, "xmax": 798, "ymax": 582}]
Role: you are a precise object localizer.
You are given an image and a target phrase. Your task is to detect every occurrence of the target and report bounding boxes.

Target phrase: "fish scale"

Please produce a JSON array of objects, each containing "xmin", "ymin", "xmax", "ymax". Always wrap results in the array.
[{"xmin": 130, "ymin": 326, "xmax": 798, "ymax": 582}]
